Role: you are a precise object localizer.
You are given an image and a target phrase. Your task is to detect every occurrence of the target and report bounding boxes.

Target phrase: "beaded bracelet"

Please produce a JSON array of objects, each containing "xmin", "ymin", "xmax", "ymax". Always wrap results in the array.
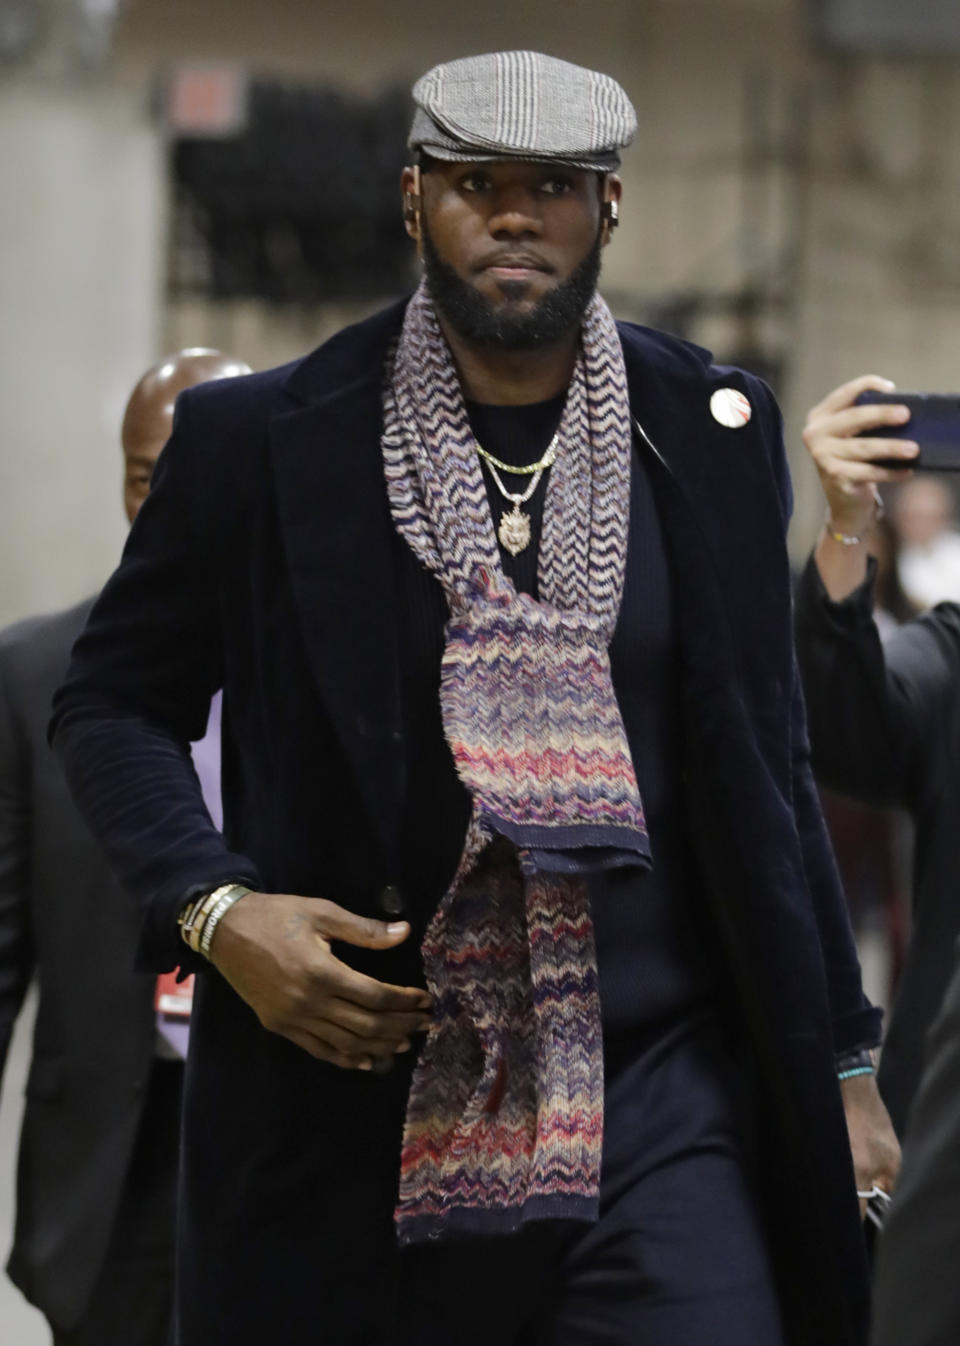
[
  {"xmin": 836, "ymin": 1046, "xmax": 877, "ymax": 1082},
  {"xmin": 825, "ymin": 486, "xmax": 884, "ymax": 547}
]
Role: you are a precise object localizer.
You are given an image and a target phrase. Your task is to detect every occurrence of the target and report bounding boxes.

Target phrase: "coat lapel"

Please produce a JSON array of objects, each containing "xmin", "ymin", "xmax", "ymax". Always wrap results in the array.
[
  {"xmin": 270, "ymin": 303, "xmax": 408, "ymax": 864},
  {"xmin": 619, "ymin": 324, "xmax": 794, "ymax": 687}
]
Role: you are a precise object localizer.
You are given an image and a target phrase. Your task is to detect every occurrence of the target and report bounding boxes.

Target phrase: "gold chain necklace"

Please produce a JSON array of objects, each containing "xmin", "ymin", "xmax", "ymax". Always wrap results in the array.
[
  {"xmin": 475, "ymin": 431, "xmax": 559, "ymax": 477},
  {"xmin": 476, "ymin": 431, "xmax": 560, "ymax": 557}
]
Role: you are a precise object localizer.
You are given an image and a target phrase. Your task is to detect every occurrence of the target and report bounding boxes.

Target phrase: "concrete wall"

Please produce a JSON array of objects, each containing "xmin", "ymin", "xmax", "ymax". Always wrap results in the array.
[
  {"xmin": 788, "ymin": 55, "xmax": 960, "ymax": 542},
  {"xmin": 0, "ymin": 79, "xmax": 164, "ymax": 626}
]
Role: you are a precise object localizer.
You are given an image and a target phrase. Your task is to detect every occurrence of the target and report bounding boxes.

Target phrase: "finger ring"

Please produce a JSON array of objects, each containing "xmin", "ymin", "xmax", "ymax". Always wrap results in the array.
[{"xmin": 856, "ymin": 1186, "xmax": 891, "ymax": 1201}]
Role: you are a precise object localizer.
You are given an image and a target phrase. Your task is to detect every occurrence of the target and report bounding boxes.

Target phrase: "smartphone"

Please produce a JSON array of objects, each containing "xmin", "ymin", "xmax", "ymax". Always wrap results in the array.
[{"xmin": 855, "ymin": 391, "xmax": 960, "ymax": 471}]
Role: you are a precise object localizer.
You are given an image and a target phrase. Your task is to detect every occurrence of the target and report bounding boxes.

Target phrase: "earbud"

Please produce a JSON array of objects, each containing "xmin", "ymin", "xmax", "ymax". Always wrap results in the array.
[{"xmin": 602, "ymin": 199, "xmax": 620, "ymax": 229}]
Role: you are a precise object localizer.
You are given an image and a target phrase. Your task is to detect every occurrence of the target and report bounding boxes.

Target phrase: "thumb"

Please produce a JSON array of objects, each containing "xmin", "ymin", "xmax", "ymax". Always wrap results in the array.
[{"xmin": 311, "ymin": 898, "xmax": 411, "ymax": 950}]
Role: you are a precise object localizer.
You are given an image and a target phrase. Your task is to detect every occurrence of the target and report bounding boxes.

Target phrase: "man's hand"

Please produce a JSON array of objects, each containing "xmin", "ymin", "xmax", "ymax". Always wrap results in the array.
[
  {"xmin": 208, "ymin": 890, "xmax": 432, "ymax": 1070},
  {"xmin": 840, "ymin": 1071, "xmax": 901, "ymax": 1217}
]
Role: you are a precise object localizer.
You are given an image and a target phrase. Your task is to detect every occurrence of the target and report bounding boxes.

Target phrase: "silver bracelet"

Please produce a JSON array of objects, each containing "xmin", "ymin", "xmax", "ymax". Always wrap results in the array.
[{"xmin": 198, "ymin": 884, "xmax": 252, "ymax": 959}]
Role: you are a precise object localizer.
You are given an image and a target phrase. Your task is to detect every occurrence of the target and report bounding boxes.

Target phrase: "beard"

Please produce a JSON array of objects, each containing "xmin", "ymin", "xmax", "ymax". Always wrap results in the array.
[{"xmin": 421, "ymin": 222, "xmax": 602, "ymax": 351}]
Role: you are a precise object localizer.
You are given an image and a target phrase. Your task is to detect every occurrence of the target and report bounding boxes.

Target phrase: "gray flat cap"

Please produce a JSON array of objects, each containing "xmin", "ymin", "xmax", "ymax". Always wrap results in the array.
[{"xmin": 409, "ymin": 51, "xmax": 637, "ymax": 172}]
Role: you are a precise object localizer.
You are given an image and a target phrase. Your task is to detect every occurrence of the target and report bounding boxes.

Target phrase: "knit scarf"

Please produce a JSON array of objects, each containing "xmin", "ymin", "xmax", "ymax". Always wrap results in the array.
[{"xmin": 382, "ymin": 280, "xmax": 650, "ymax": 1243}]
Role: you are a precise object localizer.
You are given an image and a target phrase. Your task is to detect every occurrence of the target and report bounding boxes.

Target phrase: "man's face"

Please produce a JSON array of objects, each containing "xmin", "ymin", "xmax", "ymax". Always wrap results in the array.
[
  {"xmin": 121, "ymin": 412, "xmax": 169, "ymax": 523},
  {"xmin": 410, "ymin": 160, "xmax": 618, "ymax": 349}
]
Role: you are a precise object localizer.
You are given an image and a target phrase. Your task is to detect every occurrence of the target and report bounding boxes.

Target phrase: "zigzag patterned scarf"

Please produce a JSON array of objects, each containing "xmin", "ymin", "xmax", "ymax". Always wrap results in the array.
[{"xmin": 383, "ymin": 281, "xmax": 650, "ymax": 1243}]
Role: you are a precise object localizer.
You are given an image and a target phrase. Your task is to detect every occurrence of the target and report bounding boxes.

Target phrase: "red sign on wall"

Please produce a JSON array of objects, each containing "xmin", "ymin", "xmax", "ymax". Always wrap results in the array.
[{"xmin": 167, "ymin": 67, "xmax": 248, "ymax": 138}]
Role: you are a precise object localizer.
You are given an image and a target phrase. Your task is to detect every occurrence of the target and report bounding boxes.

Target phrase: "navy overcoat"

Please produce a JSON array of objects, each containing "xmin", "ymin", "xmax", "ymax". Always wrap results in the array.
[{"xmin": 52, "ymin": 300, "xmax": 879, "ymax": 1345}]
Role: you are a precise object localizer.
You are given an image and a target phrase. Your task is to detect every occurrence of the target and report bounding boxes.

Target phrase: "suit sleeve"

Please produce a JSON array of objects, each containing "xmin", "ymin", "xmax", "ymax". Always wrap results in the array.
[
  {"xmin": 790, "ymin": 657, "xmax": 882, "ymax": 1050},
  {"xmin": 751, "ymin": 376, "xmax": 882, "ymax": 1052},
  {"xmin": 0, "ymin": 645, "xmax": 37, "ymax": 1079},
  {"xmin": 795, "ymin": 556, "xmax": 958, "ymax": 811},
  {"xmin": 50, "ymin": 393, "xmax": 263, "ymax": 971}
]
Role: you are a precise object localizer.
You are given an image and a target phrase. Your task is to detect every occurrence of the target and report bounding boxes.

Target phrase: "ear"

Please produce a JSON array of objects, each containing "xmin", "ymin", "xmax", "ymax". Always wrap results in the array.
[
  {"xmin": 600, "ymin": 174, "xmax": 622, "ymax": 245},
  {"xmin": 401, "ymin": 164, "xmax": 422, "ymax": 244}
]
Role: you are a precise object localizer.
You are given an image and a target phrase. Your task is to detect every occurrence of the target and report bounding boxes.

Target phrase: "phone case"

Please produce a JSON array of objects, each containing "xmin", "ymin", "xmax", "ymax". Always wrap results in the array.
[{"xmin": 856, "ymin": 391, "xmax": 960, "ymax": 471}]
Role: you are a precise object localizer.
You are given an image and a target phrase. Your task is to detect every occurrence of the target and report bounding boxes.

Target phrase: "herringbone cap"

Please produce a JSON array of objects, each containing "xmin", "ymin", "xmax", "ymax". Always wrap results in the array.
[{"xmin": 409, "ymin": 51, "xmax": 636, "ymax": 172}]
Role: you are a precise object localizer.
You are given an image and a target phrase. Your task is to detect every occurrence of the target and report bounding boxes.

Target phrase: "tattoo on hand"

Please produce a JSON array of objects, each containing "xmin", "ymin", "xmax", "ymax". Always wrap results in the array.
[{"xmin": 283, "ymin": 912, "xmax": 308, "ymax": 941}]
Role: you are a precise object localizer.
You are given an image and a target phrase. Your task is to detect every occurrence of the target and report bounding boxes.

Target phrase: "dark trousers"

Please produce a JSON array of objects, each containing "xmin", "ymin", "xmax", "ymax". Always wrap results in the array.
[
  {"xmin": 53, "ymin": 1058, "xmax": 181, "ymax": 1346},
  {"xmin": 398, "ymin": 1014, "xmax": 785, "ymax": 1345}
]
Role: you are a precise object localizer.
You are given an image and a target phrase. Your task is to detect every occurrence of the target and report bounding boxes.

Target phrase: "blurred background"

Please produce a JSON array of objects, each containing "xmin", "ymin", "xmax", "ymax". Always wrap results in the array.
[{"xmin": 1, "ymin": 0, "xmax": 960, "ymax": 1336}]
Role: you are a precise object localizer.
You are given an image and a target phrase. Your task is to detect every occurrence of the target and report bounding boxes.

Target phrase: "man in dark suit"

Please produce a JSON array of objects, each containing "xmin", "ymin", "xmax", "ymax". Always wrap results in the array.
[
  {"xmin": 872, "ymin": 945, "xmax": 960, "ymax": 1346},
  {"xmin": 0, "ymin": 349, "xmax": 248, "ymax": 1344},
  {"xmin": 51, "ymin": 53, "xmax": 897, "ymax": 1346}
]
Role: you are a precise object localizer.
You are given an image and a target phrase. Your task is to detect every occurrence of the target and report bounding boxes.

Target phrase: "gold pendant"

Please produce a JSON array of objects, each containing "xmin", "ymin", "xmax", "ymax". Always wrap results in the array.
[{"xmin": 498, "ymin": 502, "xmax": 531, "ymax": 556}]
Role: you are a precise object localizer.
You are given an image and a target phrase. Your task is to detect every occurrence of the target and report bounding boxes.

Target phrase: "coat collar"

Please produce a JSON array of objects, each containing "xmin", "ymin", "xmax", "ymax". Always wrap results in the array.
[{"xmin": 281, "ymin": 298, "xmax": 408, "ymax": 408}]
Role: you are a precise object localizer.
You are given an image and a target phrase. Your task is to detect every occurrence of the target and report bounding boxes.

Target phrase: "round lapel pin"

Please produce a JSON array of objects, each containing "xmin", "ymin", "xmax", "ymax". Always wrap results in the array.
[{"xmin": 710, "ymin": 387, "xmax": 752, "ymax": 429}]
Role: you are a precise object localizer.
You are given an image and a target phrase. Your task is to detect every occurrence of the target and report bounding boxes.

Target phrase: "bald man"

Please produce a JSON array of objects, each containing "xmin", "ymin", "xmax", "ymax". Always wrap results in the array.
[
  {"xmin": 121, "ymin": 350, "xmax": 251, "ymax": 522},
  {"xmin": 0, "ymin": 350, "xmax": 249, "ymax": 1345}
]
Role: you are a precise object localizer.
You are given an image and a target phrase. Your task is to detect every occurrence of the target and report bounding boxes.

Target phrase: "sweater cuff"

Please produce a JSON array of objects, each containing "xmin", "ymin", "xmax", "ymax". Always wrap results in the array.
[
  {"xmin": 139, "ymin": 859, "xmax": 264, "ymax": 973},
  {"xmin": 831, "ymin": 1003, "xmax": 884, "ymax": 1056},
  {"xmin": 798, "ymin": 553, "xmax": 878, "ymax": 635}
]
